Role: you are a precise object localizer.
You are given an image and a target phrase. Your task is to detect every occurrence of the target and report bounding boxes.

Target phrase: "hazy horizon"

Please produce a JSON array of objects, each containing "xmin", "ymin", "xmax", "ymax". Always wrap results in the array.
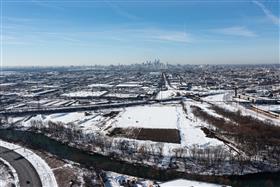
[{"xmin": 2, "ymin": 0, "xmax": 280, "ymax": 66}]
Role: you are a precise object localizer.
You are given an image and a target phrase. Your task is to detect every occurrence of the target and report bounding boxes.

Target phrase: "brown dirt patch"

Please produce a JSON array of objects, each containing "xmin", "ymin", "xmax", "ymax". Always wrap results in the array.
[{"xmin": 109, "ymin": 127, "xmax": 181, "ymax": 143}]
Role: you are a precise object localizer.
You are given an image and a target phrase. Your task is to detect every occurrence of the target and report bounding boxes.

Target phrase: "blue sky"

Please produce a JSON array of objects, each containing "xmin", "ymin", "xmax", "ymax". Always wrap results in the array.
[{"xmin": 2, "ymin": 0, "xmax": 280, "ymax": 66}]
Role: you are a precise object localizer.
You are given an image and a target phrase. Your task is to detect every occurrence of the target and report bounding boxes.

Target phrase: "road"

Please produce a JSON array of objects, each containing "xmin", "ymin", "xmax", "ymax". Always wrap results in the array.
[
  {"xmin": 0, "ymin": 96, "xmax": 186, "ymax": 117},
  {"xmin": 0, "ymin": 146, "xmax": 42, "ymax": 187}
]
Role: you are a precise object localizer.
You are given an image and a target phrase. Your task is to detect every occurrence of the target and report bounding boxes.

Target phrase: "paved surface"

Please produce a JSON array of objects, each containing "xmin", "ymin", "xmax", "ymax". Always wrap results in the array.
[{"xmin": 0, "ymin": 146, "xmax": 42, "ymax": 187}]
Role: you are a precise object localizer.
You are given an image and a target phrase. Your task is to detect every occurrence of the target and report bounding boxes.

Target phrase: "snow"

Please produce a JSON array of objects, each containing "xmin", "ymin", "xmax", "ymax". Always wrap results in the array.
[
  {"xmin": 155, "ymin": 86, "xmax": 187, "ymax": 100},
  {"xmin": 0, "ymin": 92, "xmax": 19, "ymax": 97},
  {"xmin": 21, "ymin": 111, "xmax": 105, "ymax": 132},
  {"xmin": 49, "ymin": 112, "xmax": 104, "ymax": 131},
  {"xmin": 26, "ymin": 89, "xmax": 58, "ymax": 97},
  {"xmin": 0, "ymin": 158, "xmax": 19, "ymax": 187},
  {"xmin": 156, "ymin": 73, "xmax": 184, "ymax": 100},
  {"xmin": 112, "ymin": 105, "xmax": 179, "ymax": 129},
  {"xmin": 21, "ymin": 101, "xmax": 226, "ymax": 148},
  {"xmin": 203, "ymin": 93, "xmax": 227, "ymax": 103},
  {"xmin": 254, "ymin": 104, "xmax": 280, "ymax": 113},
  {"xmin": 105, "ymin": 172, "xmax": 229, "ymax": 187},
  {"xmin": 190, "ymin": 101, "xmax": 223, "ymax": 119},
  {"xmin": 160, "ymin": 179, "xmax": 228, "ymax": 187},
  {"xmin": 7, "ymin": 116, "xmax": 25, "ymax": 124},
  {"xmin": 105, "ymin": 171, "xmax": 155, "ymax": 187},
  {"xmin": 6, "ymin": 103, "xmax": 26, "ymax": 110},
  {"xmin": 111, "ymin": 103, "xmax": 224, "ymax": 147},
  {"xmin": 0, "ymin": 83, "xmax": 17, "ymax": 87},
  {"xmin": 0, "ymin": 140, "xmax": 58, "ymax": 187},
  {"xmin": 11, "ymin": 99, "xmax": 231, "ymax": 171},
  {"xmin": 203, "ymin": 93, "xmax": 280, "ymax": 126},
  {"xmin": 116, "ymin": 83, "xmax": 141, "ymax": 88},
  {"xmin": 192, "ymin": 86, "xmax": 208, "ymax": 92},
  {"xmin": 43, "ymin": 85, "xmax": 59, "ymax": 88},
  {"xmin": 88, "ymin": 83, "xmax": 114, "ymax": 88},
  {"xmin": 106, "ymin": 93, "xmax": 139, "ymax": 98},
  {"xmin": 156, "ymin": 90, "xmax": 178, "ymax": 100},
  {"xmin": 48, "ymin": 112, "xmax": 91, "ymax": 124},
  {"xmin": 52, "ymin": 100, "xmax": 72, "ymax": 107},
  {"xmin": 233, "ymin": 97, "xmax": 251, "ymax": 103},
  {"xmin": 44, "ymin": 100, "xmax": 62, "ymax": 107},
  {"xmin": 180, "ymin": 101, "xmax": 224, "ymax": 147},
  {"xmin": 62, "ymin": 90, "xmax": 107, "ymax": 97}
]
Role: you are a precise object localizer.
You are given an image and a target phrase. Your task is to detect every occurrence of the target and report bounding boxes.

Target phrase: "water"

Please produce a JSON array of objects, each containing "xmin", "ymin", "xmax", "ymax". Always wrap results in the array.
[{"xmin": 0, "ymin": 129, "xmax": 279, "ymax": 187}]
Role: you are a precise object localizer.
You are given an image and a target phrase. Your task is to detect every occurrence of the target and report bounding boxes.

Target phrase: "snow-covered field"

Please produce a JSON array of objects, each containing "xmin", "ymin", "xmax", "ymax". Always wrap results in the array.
[
  {"xmin": 105, "ymin": 93, "xmax": 139, "ymax": 98},
  {"xmin": 19, "ymin": 111, "xmax": 106, "ymax": 133},
  {"xmin": 104, "ymin": 171, "xmax": 155, "ymax": 187},
  {"xmin": 112, "ymin": 105, "xmax": 179, "ymax": 129},
  {"xmin": 104, "ymin": 171, "xmax": 229, "ymax": 187},
  {"xmin": 0, "ymin": 140, "xmax": 58, "ymax": 187},
  {"xmin": 88, "ymin": 83, "xmax": 114, "ymax": 88},
  {"xmin": 254, "ymin": 104, "xmax": 280, "ymax": 113},
  {"xmin": 203, "ymin": 93, "xmax": 280, "ymax": 126},
  {"xmin": 6, "ymin": 93, "xmax": 277, "ymax": 175},
  {"xmin": 109, "ymin": 103, "xmax": 224, "ymax": 147},
  {"xmin": 116, "ymin": 82, "xmax": 141, "ymax": 88},
  {"xmin": 160, "ymin": 179, "xmax": 228, "ymax": 187},
  {"xmin": 180, "ymin": 101, "xmax": 224, "ymax": 147},
  {"xmin": 46, "ymin": 112, "xmax": 97, "ymax": 124},
  {"xmin": 15, "ymin": 101, "xmax": 226, "ymax": 148},
  {"xmin": 62, "ymin": 90, "xmax": 107, "ymax": 97}
]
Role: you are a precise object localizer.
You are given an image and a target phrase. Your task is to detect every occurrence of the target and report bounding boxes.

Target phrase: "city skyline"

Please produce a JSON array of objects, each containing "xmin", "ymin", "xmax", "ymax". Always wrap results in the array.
[{"xmin": 2, "ymin": 0, "xmax": 280, "ymax": 66}]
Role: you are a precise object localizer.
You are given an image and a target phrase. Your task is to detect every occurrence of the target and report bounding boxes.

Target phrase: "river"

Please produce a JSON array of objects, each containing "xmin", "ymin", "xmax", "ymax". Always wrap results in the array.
[{"xmin": 0, "ymin": 129, "xmax": 279, "ymax": 187}]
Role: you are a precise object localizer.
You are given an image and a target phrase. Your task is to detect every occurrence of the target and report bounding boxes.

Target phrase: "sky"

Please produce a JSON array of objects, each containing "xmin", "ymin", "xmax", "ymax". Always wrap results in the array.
[{"xmin": 2, "ymin": 0, "xmax": 280, "ymax": 66}]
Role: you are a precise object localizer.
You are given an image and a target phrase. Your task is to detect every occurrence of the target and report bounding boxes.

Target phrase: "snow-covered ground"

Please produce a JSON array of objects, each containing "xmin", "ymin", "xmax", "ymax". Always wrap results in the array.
[
  {"xmin": 104, "ymin": 171, "xmax": 155, "ymax": 187},
  {"xmin": 62, "ymin": 90, "xmax": 107, "ymax": 97},
  {"xmin": 116, "ymin": 82, "xmax": 141, "ymax": 88},
  {"xmin": 88, "ymin": 83, "xmax": 114, "ymax": 88},
  {"xmin": 105, "ymin": 93, "xmax": 139, "ymax": 98},
  {"xmin": 7, "ymin": 96, "xmax": 273, "ymax": 175},
  {"xmin": 19, "ymin": 111, "xmax": 106, "ymax": 133},
  {"xmin": 203, "ymin": 93, "xmax": 280, "ymax": 126},
  {"xmin": 10, "ymin": 102, "xmax": 229, "ymax": 171},
  {"xmin": 160, "ymin": 179, "xmax": 229, "ymax": 187},
  {"xmin": 104, "ymin": 171, "xmax": 229, "ymax": 187},
  {"xmin": 156, "ymin": 73, "xmax": 183, "ymax": 100},
  {"xmin": 16, "ymin": 101, "xmax": 227, "ymax": 150},
  {"xmin": 156, "ymin": 89, "xmax": 181, "ymax": 100},
  {"xmin": 0, "ymin": 158, "xmax": 19, "ymax": 187},
  {"xmin": 254, "ymin": 104, "xmax": 280, "ymax": 113},
  {"xmin": 109, "ymin": 103, "xmax": 224, "ymax": 147},
  {"xmin": 112, "ymin": 105, "xmax": 179, "ymax": 129},
  {"xmin": 110, "ymin": 103, "xmax": 223, "ymax": 148},
  {"xmin": 0, "ymin": 140, "xmax": 58, "ymax": 187},
  {"xmin": 179, "ymin": 101, "xmax": 224, "ymax": 147},
  {"xmin": 45, "ymin": 112, "xmax": 98, "ymax": 124}
]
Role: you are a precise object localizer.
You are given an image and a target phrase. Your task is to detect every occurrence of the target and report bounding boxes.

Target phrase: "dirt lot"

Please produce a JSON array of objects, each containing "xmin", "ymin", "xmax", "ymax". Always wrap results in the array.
[{"xmin": 109, "ymin": 128, "xmax": 181, "ymax": 143}]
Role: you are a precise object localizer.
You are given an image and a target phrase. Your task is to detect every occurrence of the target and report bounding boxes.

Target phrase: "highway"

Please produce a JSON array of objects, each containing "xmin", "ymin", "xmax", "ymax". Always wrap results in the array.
[
  {"xmin": 0, "ymin": 146, "xmax": 42, "ymax": 187},
  {"xmin": 0, "ymin": 97, "xmax": 184, "ymax": 117}
]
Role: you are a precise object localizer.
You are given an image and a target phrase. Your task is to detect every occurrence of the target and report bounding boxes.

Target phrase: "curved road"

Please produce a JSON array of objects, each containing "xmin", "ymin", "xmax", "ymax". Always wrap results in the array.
[{"xmin": 0, "ymin": 146, "xmax": 42, "ymax": 187}]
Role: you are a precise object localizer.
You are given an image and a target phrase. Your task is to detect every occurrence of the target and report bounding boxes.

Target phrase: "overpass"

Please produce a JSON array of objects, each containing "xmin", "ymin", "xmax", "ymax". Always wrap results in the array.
[{"xmin": 0, "ymin": 97, "xmax": 184, "ymax": 117}]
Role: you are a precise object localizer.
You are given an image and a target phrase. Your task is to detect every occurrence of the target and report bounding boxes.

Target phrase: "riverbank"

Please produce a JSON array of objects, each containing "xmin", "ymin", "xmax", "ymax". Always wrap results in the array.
[{"xmin": 0, "ymin": 129, "xmax": 279, "ymax": 186}]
